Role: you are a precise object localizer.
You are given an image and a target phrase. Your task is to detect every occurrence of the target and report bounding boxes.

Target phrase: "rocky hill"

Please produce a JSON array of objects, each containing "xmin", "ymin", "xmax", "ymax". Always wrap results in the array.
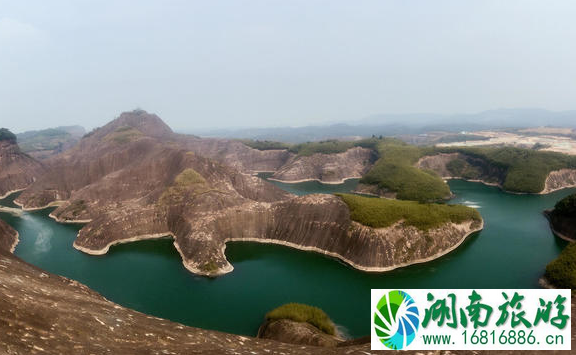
[
  {"xmin": 13, "ymin": 111, "xmax": 482, "ymax": 277},
  {"xmin": 0, "ymin": 129, "xmax": 45, "ymax": 198}
]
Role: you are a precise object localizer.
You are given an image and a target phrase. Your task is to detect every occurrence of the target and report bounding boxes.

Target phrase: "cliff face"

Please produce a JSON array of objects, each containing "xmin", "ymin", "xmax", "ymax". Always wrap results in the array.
[
  {"xmin": 0, "ymin": 139, "xmax": 45, "ymax": 198},
  {"xmin": 0, "ymin": 219, "xmax": 18, "ymax": 253},
  {"xmin": 0, "ymin": 249, "xmax": 371, "ymax": 355},
  {"xmin": 14, "ymin": 111, "xmax": 482, "ymax": 277},
  {"xmin": 270, "ymin": 147, "xmax": 374, "ymax": 183}
]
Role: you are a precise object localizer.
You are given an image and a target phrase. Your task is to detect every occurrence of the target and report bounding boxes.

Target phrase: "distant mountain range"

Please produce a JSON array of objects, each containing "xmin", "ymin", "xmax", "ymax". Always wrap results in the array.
[{"xmin": 190, "ymin": 108, "xmax": 576, "ymax": 143}]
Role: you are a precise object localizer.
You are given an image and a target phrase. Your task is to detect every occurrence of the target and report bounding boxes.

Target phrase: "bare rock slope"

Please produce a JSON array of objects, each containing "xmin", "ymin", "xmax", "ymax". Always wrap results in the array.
[
  {"xmin": 0, "ymin": 248, "xmax": 372, "ymax": 355},
  {"xmin": 15, "ymin": 111, "xmax": 481, "ymax": 276}
]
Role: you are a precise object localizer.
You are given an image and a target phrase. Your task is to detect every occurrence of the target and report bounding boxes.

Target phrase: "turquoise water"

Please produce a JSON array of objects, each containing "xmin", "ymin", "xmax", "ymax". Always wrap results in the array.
[{"xmin": 0, "ymin": 179, "xmax": 573, "ymax": 338}]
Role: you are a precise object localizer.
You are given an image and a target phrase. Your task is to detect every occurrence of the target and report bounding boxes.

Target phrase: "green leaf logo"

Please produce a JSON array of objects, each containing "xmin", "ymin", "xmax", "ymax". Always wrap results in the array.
[{"xmin": 374, "ymin": 290, "xmax": 420, "ymax": 350}]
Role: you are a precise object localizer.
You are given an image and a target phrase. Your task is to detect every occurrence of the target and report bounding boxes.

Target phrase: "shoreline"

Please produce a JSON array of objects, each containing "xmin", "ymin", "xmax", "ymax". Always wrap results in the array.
[
  {"xmin": 48, "ymin": 211, "xmax": 92, "ymax": 224},
  {"xmin": 73, "ymin": 233, "xmax": 175, "ymax": 255},
  {"xmin": 13, "ymin": 199, "xmax": 66, "ymax": 211},
  {"xmin": 0, "ymin": 188, "xmax": 26, "ymax": 200},
  {"xmin": 215, "ymin": 219, "xmax": 484, "ymax": 276},
  {"xmin": 70, "ymin": 218, "xmax": 483, "ymax": 277},
  {"xmin": 9, "ymin": 230, "xmax": 20, "ymax": 253},
  {"xmin": 542, "ymin": 211, "xmax": 575, "ymax": 243},
  {"xmin": 266, "ymin": 176, "xmax": 361, "ymax": 185}
]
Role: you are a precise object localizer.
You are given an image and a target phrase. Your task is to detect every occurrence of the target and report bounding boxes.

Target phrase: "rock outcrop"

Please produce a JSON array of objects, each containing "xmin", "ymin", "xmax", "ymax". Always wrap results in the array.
[
  {"xmin": 14, "ymin": 111, "xmax": 482, "ymax": 277},
  {"xmin": 542, "ymin": 169, "xmax": 576, "ymax": 194},
  {"xmin": 0, "ymin": 136, "xmax": 45, "ymax": 199},
  {"xmin": 270, "ymin": 147, "xmax": 374, "ymax": 183},
  {"xmin": 0, "ymin": 248, "xmax": 372, "ymax": 355},
  {"xmin": 0, "ymin": 219, "xmax": 18, "ymax": 253},
  {"xmin": 257, "ymin": 319, "xmax": 343, "ymax": 347}
]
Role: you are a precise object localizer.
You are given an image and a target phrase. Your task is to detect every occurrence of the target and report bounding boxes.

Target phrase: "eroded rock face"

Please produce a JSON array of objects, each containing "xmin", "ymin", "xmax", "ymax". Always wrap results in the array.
[
  {"xmin": 0, "ymin": 140, "xmax": 45, "ymax": 198},
  {"xmin": 257, "ymin": 319, "xmax": 343, "ymax": 347},
  {"xmin": 0, "ymin": 219, "xmax": 18, "ymax": 253},
  {"xmin": 15, "ymin": 111, "xmax": 482, "ymax": 277},
  {"xmin": 0, "ymin": 249, "xmax": 372, "ymax": 355},
  {"xmin": 543, "ymin": 169, "xmax": 576, "ymax": 194},
  {"xmin": 270, "ymin": 147, "xmax": 374, "ymax": 183}
]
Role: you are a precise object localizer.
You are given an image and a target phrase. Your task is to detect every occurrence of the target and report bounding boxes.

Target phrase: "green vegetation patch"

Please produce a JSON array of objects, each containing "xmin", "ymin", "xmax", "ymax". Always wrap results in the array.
[
  {"xmin": 159, "ymin": 168, "xmax": 219, "ymax": 205},
  {"xmin": 360, "ymin": 139, "xmax": 450, "ymax": 202},
  {"xmin": 553, "ymin": 194, "xmax": 576, "ymax": 217},
  {"xmin": 199, "ymin": 260, "xmax": 219, "ymax": 273},
  {"xmin": 0, "ymin": 128, "xmax": 17, "ymax": 143},
  {"xmin": 337, "ymin": 193, "xmax": 481, "ymax": 231},
  {"xmin": 545, "ymin": 242, "xmax": 576, "ymax": 290},
  {"xmin": 104, "ymin": 126, "xmax": 143, "ymax": 144},
  {"xmin": 436, "ymin": 147, "xmax": 576, "ymax": 193},
  {"xmin": 266, "ymin": 303, "xmax": 335, "ymax": 335},
  {"xmin": 289, "ymin": 138, "xmax": 381, "ymax": 157}
]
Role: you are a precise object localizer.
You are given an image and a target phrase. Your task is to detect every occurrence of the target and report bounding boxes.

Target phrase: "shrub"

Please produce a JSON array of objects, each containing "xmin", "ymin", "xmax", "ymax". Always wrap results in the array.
[
  {"xmin": 266, "ymin": 303, "xmax": 335, "ymax": 335},
  {"xmin": 337, "ymin": 193, "xmax": 481, "ymax": 230},
  {"xmin": 545, "ymin": 242, "xmax": 576, "ymax": 289},
  {"xmin": 553, "ymin": 194, "xmax": 576, "ymax": 217}
]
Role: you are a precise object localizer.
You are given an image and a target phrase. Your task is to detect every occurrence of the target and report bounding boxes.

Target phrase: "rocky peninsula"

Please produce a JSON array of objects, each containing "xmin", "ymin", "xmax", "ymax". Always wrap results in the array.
[{"xmin": 12, "ymin": 110, "xmax": 483, "ymax": 277}]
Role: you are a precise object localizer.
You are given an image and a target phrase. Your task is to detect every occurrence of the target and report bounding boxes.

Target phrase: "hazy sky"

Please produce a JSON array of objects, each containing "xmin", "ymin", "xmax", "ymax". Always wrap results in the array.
[{"xmin": 1, "ymin": 0, "xmax": 576, "ymax": 132}]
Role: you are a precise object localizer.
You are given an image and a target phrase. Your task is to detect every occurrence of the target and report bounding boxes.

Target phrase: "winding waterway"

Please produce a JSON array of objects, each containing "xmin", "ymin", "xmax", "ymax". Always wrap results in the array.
[{"xmin": 0, "ymin": 178, "xmax": 574, "ymax": 338}]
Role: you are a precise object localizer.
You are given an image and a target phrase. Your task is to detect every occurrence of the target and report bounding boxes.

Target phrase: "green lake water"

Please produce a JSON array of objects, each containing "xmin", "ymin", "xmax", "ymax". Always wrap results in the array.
[{"xmin": 0, "ymin": 178, "xmax": 574, "ymax": 338}]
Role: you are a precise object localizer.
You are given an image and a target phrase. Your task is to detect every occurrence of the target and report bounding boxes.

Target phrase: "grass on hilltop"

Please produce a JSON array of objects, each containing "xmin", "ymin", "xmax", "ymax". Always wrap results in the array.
[
  {"xmin": 337, "ymin": 193, "xmax": 481, "ymax": 231},
  {"xmin": 158, "ymin": 168, "xmax": 211, "ymax": 205},
  {"xmin": 266, "ymin": 303, "xmax": 335, "ymax": 335},
  {"xmin": 104, "ymin": 126, "xmax": 143, "ymax": 144}
]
